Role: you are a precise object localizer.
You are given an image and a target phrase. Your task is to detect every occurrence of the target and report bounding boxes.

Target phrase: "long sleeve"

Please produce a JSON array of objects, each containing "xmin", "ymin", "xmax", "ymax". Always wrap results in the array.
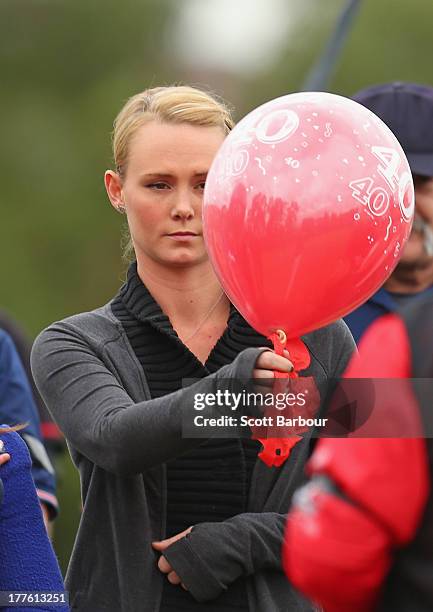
[
  {"xmin": 0, "ymin": 431, "xmax": 68, "ymax": 611},
  {"xmin": 0, "ymin": 331, "xmax": 58, "ymax": 518},
  {"xmin": 163, "ymin": 511, "xmax": 287, "ymax": 602},
  {"xmin": 31, "ymin": 322, "xmax": 265, "ymax": 475}
]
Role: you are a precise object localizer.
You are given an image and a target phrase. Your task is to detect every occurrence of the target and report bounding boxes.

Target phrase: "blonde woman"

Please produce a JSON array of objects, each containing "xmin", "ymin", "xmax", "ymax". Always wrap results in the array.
[{"xmin": 31, "ymin": 86, "xmax": 355, "ymax": 612}]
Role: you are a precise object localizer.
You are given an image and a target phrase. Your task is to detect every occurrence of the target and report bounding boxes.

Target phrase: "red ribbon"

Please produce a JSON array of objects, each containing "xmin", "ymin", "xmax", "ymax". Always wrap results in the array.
[{"xmin": 252, "ymin": 333, "xmax": 311, "ymax": 468}]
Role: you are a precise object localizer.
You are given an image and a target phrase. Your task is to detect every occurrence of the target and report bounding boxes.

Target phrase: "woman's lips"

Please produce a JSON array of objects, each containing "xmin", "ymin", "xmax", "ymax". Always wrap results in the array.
[{"xmin": 166, "ymin": 232, "xmax": 199, "ymax": 241}]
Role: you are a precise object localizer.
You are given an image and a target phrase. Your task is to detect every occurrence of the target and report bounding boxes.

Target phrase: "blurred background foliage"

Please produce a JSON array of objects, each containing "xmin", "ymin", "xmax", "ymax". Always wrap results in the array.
[{"xmin": 1, "ymin": 0, "xmax": 432, "ymax": 572}]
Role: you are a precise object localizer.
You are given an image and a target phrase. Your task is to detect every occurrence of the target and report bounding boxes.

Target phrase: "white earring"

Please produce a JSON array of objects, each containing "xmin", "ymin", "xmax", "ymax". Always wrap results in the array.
[{"xmin": 116, "ymin": 203, "xmax": 126, "ymax": 214}]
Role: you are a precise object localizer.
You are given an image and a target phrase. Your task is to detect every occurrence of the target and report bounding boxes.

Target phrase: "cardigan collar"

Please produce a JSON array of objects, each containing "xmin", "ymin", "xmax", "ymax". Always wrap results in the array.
[{"xmin": 118, "ymin": 260, "xmax": 245, "ymax": 338}]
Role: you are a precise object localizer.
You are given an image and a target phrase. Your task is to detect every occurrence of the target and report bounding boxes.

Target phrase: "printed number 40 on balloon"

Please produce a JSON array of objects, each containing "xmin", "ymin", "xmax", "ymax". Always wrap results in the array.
[
  {"xmin": 349, "ymin": 146, "xmax": 414, "ymax": 222},
  {"xmin": 224, "ymin": 108, "xmax": 300, "ymax": 177}
]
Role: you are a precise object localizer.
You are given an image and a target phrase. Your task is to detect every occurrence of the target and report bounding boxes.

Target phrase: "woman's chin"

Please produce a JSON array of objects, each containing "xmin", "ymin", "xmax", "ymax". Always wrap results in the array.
[{"xmin": 163, "ymin": 252, "xmax": 208, "ymax": 268}]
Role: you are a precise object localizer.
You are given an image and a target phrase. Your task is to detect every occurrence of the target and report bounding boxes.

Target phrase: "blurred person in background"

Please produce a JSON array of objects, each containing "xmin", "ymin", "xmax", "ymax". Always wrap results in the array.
[
  {"xmin": 284, "ymin": 294, "xmax": 433, "ymax": 611},
  {"xmin": 345, "ymin": 82, "xmax": 433, "ymax": 343},
  {"xmin": 0, "ymin": 327, "xmax": 58, "ymax": 531},
  {"xmin": 31, "ymin": 85, "xmax": 355, "ymax": 612},
  {"xmin": 0, "ymin": 426, "xmax": 68, "ymax": 611},
  {"xmin": 0, "ymin": 309, "xmax": 65, "ymax": 461}
]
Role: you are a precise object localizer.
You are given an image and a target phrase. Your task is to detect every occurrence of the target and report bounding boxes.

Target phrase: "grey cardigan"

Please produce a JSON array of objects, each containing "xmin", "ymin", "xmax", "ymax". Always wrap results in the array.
[{"xmin": 31, "ymin": 301, "xmax": 355, "ymax": 612}]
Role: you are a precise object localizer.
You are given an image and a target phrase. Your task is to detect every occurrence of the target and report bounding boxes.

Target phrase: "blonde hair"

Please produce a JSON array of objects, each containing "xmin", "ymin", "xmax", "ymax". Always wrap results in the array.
[
  {"xmin": 113, "ymin": 85, "xmax": 234, "ymax": 177},
  {"xmin": 110, "ymin": 85, "xmax": 235, "ymax": 262}
]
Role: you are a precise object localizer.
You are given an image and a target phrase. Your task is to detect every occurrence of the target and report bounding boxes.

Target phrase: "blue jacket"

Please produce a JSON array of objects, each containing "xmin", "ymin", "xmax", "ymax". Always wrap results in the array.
[
  {"xmin": 0, "ymin": 331, "xmax": 57, "ymax": 517},
  {"xmin": 0, "ymin": 430, "xmax": 68, "ymax": 611},
  {"xmin": 344, "ymin": 286, "xmax": 433, "ymax": 344}
]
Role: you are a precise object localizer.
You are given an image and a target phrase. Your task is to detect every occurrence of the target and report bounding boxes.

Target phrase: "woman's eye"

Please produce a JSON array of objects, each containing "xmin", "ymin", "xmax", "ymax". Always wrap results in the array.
[
  {"xmin": 147, "ymin": 182, "xmax": 170, "ymax": 190},
  {"xmin": 196, "ymin": 181, "xmax": 206, "ymax": 191}
]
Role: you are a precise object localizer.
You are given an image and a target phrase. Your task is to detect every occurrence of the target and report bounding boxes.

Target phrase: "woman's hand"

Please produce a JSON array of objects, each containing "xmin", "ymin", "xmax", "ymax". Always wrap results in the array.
[
  {"xmin": 152, "ymin": 527, "xmax": 193, "ymax": 590},
  {"xmin": 253, "ymin": 349, "xmax": 294, "ymax": 380}
]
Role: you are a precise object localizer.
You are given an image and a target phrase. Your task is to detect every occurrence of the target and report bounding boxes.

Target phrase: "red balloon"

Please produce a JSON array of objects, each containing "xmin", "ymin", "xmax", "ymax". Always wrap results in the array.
[{"xmin": 203, "ymin": 92, "xmax": 414, "ymax": 339}]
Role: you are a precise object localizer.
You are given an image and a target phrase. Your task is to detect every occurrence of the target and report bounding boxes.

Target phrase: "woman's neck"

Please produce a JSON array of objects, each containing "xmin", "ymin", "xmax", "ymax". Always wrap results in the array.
[{"xmin": 135, "ymin": 257, "xmax": 228, "ymax": 326}]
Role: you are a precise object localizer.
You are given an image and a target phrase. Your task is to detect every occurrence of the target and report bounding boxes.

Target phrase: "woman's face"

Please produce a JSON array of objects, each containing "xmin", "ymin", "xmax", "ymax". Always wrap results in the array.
[{"xmin": 107, "ymin": 121, "xmax": 225, "ymax": 269}]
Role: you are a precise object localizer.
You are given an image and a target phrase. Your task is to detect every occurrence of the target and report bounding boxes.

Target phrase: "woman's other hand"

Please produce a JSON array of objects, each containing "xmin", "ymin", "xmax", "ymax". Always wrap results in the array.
[{"xmin": 152, "ymin": 527, "xmax": 193, "ymax": 590}]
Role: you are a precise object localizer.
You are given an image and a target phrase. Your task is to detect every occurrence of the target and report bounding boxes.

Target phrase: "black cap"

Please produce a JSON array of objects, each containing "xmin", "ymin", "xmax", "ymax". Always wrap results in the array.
[{"xmin": 353, "ymin": 82, "xmax": 433, "ymax": 177}]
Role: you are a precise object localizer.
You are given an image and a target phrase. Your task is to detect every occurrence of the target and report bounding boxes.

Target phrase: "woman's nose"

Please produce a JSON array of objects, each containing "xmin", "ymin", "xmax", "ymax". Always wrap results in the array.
[{"xmin": 170, "ymin": 191, "xmax": 195, "ymax": 220}]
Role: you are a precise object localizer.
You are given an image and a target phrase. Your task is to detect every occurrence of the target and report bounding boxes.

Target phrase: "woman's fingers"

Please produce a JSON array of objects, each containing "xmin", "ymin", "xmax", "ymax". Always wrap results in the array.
[
  {"xmin": 156, "ymin": 556, "xmax": 186, "ymax": 589},
  {"xmin": 157, "ymin": 555, "xmax": 172, "ymax": 573},
  {"xmin": 252, "ymin": 368, "xmax": 274, "ymax": 380},
  {"xmin": 255, "ymin": 350, "xmax": 294, "ymax": 374},
  {"xmin": 167, "ymin": 571, "xmax": 182, "ymax": 585},
  {"xmin": 253, "ymin": 350, "xmax": 294, "ymax": 395},
  {"xmin": 152, "ymin": 526, "xmax": 192, "ymax": 551}
]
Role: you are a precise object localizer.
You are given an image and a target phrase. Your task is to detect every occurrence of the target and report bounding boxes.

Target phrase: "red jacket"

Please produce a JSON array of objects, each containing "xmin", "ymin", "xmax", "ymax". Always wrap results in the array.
[{"xmin": 283, "ymin": 313, "xmax": 429, "ymax": 611}]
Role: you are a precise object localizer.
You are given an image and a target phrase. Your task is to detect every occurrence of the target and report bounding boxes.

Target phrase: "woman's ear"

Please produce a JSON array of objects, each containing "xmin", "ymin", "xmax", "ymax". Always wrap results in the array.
[{"xmin": 104, "ymin": 170, "xmax": 124, "ymax": 213}]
